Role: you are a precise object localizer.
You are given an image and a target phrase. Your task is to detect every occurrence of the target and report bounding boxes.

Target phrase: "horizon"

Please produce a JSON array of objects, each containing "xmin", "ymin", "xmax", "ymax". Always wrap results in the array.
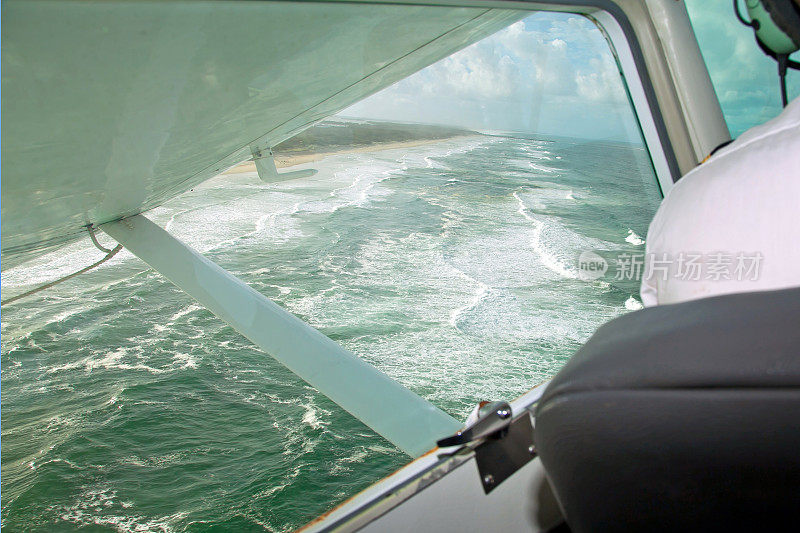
[{"xmin": 329, "ymin": 114, "xmax": 646, "ymax": 144}]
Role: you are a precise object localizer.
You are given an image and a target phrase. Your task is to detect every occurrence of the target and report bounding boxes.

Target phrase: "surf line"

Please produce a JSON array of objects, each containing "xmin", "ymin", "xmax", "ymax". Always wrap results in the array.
[
  {"xmin": 512, "ymin": 190, "xmax": 577, "ymax": 280},
  {"xmin": 448, "ymin": 266, "xmax": 490, "ymax": 331}
]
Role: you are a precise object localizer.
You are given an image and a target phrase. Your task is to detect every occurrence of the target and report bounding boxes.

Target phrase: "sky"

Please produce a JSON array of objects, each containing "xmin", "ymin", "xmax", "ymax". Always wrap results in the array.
[
  {"xmin": 685, "ymin": 0, "xmax": 799, "ymax": 136},
  {"xmin": 342, "ymin": 2, "xmax": 799, "ymax": 140}
]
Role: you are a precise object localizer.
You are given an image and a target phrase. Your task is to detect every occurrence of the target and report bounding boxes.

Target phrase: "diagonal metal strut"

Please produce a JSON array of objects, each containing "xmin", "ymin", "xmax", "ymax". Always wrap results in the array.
[{"xmin": 101, "ymin": 214, "xmax": 460, "ymax": 456}]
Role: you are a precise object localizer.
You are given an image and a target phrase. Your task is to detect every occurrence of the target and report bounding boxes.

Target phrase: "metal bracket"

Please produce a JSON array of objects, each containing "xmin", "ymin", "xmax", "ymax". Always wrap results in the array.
[
  {"xmin": 475, "ymin": 412, "xmax": 535, "ymax": 493},
  {"xmin": 249, "ymin": 142, "xmax": 317, "ymax": 183},
  {"xmin": 437, "ymin": 401, "xmax": 512, "ymax": 447},
  {"xmin": 437, "ymin": 401, "xmax": 536, "ymax": 494}
]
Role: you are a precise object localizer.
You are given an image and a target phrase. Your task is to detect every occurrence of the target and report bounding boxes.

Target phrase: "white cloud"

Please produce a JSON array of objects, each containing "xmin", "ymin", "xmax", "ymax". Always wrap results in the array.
[
  {"xmin": 343, "ymin": 3, "xmax": 800, "ymax": 140},
  {"xmin": 428, "ymin": 42, "xmax": 521, "ymax": 99},
  {"xmin": 342, "ymin": 12, "xmax": 639, "ymax": 140}
]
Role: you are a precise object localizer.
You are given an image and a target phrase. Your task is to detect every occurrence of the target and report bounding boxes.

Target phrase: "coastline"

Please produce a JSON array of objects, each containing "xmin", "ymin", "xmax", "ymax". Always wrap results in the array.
[{"xmin": 223, "ymin": 135, "xmax": 477, "ymax": 174}]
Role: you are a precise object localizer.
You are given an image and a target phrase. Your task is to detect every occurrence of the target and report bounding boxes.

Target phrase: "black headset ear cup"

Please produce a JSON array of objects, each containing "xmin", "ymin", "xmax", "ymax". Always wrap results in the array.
[{"xmin": 761, "ymin": 0, "xmax": 800, "ymax": 48}]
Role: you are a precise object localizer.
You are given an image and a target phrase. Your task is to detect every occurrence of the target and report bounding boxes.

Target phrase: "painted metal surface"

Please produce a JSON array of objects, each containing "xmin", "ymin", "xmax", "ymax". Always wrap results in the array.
[
  {"xmin": 590, "ymin": 9, "xmax": 676, "ymax": 195},
  {"xmin": 359, "ymin": 448, "xmax": 558, "ymax": 532},
  {"xmin": 100, "ymin": 214, "xmax": 462, "ymax": 457},
  {"xmin": 300, "ymin": 383, "xmax": 555, "ymax": 532},
  {"xmin": 1, "ymin": 0, "xmax": 522, "ymax": 268},
  {"xmin": 642, "ymin": 0, "xmax": 730, "ymax": 162},
  {"xmin": 249, "ymin": 143, "xmax": 317, "ymax": 183}
]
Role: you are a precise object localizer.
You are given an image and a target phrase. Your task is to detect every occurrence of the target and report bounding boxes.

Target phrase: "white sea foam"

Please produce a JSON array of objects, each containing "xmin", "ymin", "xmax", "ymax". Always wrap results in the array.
[
  {"xmin": 300, "ymin": 403, "xmax": 326, "ymax": 430},
  {"xmin": 247, "ymin": 199, "xmax": 304, "ymax": 244},
  {"xmin": 448, "ymin": 272, "xmax": 490, "ymax": 330},
  {"xmin": 625, "ymin": 229, "xmax": 645, "ymax": 246},
  {"xmin": 46, "ymin": 346, "xmax": 195, "ymax": 375},
  {"xmin": 625, "ymin": 296, "xmax": 644, "ymax": 310},
  {"xmin": 53, "ymin": 487, "xmax": 188, "ymax": 533},
  {"xmin": 520, "ymin": 145, "xmax": 553, "ymax": 160},
  {"xmin": 513, "ymin": 191, "xmax": 578, "ymax": 280},
  {"xmin": 264, "ymin": 284, "xmax": 292, "ymax": 295},
  {"xmin": 394, "ymin": 136, "xmax": 491, "ymax": 169},
  {"xmin": 163, "ymin": 209, "xmax": 194, "ymax": 232},
  {"xmin": 169, "ymin": 305, "xmax": 202, "ymax": 323},
  {"xmin": 172, "ymin": 352, "xmax": 198, "ymax": 369},
  {"xmin": 424, "ymin": 156, "xmax": 445, "ymax": 169},
  {"xmin": 151, "ymin": 304, "xmax": 204, "ymax": 335},
  {"xmin": 298, "ymin": 163, "xmax": 397, "ymax": 216},
  {"xmin": 529, "ymin": 162, "xmax": 556, "ymax": 173}
]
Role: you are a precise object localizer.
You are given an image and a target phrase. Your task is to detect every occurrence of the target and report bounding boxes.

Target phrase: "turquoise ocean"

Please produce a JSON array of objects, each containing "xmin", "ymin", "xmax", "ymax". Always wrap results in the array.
[{"xmin": 2, "ymin": 130, "xmax": 660, "ymax": 531}]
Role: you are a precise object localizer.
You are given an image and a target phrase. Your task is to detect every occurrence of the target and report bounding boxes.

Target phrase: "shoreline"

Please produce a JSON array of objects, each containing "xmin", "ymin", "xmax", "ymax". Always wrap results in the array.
[{"xmin": 223, "ymin": 135, "xmax": 477, "ymax": 175}]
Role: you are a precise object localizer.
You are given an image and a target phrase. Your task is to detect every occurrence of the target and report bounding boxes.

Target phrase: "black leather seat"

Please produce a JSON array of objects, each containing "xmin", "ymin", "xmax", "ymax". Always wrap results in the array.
[{"xmin": 534, "ymin": 287, "xmax": 800, "ymax": 532}]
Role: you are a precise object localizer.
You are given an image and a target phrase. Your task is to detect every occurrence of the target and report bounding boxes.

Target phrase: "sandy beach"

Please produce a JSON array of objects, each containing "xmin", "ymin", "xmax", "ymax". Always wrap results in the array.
[{"xmin": 223, "ymin": 136, "xmax": 475, "ymax": 175}]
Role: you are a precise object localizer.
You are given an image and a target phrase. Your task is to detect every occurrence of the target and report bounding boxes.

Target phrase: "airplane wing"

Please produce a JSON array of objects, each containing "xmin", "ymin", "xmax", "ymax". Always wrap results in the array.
[{"xmin": 1, "ymin": 1, "xmax": 523, "ymax": 269}]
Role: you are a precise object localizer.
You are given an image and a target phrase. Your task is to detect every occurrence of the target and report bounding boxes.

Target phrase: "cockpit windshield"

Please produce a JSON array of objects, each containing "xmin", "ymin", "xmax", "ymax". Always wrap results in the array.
[{"xmin": 2, "ymin": 6, "xmax": 664, "ymax": 532}]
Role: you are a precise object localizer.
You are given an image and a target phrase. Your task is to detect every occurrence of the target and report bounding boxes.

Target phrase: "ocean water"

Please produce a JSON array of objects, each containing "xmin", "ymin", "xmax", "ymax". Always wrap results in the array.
[{"xmin": 1, "ymin": 133, "xmax": 661, "ymax": 531}]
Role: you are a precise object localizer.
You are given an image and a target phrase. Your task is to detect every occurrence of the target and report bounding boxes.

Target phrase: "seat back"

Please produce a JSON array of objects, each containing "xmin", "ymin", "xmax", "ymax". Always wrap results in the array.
[{"xmin": 534, "ymin": 288, "xmax": 800, "ymax": 532}]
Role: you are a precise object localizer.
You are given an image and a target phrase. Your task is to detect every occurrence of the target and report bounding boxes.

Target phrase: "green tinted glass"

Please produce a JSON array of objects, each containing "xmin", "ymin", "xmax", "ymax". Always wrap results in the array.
[{"xmin": 685, "ymin": 0, "xmax": 800, "ymax": 136}]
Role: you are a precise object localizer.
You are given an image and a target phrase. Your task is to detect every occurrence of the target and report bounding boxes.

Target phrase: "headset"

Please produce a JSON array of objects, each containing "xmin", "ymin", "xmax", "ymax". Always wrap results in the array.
[{"xmin": 734, "ymin": 0, "xmax": 800, "ymax": 106}]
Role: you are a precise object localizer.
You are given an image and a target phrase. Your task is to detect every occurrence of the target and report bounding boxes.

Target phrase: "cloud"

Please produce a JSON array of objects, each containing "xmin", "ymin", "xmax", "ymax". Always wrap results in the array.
[
  {"xmin": 343, "ymin": 5, "xmax": 800, "ymax": 139},
  {"xmin": 422, "ymin": 40, "xmax": 522, "ymax": 99},
  {"xmin": 342, "ymin": 12, "xmax": 641, "ymax": 140}
]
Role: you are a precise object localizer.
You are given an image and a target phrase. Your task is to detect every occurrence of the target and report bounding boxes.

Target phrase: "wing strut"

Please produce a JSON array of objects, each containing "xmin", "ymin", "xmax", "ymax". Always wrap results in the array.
[{"xmin": 101, "ymin": 214, "xmax": 460, "ymax": 456}]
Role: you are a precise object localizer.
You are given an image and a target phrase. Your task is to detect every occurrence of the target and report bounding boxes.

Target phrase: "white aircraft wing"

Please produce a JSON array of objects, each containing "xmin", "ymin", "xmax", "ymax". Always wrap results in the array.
[{"xmin": 1, "ymin": 1, "xmax": 523, "ymax": 268}]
